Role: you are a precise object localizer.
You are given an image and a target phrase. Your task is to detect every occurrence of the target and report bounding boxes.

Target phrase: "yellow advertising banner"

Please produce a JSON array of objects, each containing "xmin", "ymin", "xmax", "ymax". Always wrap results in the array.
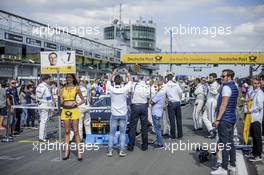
[{"xmin": 122, "ymin": 53, "xmax": 264, "ymax": 64}]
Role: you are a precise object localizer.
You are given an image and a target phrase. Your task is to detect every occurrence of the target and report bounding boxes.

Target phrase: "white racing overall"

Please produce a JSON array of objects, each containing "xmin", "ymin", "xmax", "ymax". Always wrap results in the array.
[
  {"xmin": 36, "ymin": 82, "xmax": 52, "ymax": 140},
  {"xmin": 202, "ymin": 81, "xmax": 220, "ymax": 132},
  {"xmin": 193, "ymin": 83, "xmax": 205, "ymax": 130}
]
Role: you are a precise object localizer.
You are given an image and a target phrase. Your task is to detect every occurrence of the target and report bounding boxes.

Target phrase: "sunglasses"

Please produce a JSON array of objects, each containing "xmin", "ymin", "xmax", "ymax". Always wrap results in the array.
[
  {"xmin": 11, "ymin": 82, "xmax": 17, "ymax": 84},
  {"xmin": 221, "ymin": 75, "xmax": 228, "ymax": 78},
  {"xmin": 66, "ymin": 76, "xmax": 73, "ymax": 79}
]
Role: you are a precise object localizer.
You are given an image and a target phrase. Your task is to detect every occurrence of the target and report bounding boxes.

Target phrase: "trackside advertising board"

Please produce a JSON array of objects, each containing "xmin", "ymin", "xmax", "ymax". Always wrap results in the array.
[{"xmin": 122, "ymin": 53, "xmax": 264, "ymax": 64}]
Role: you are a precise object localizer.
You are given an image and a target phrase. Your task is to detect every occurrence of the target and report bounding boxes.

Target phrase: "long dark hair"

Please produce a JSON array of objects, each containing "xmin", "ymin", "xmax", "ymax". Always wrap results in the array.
[{"xmin": 66, "ymin": 74, "xmax": 78, "ymax": 86}]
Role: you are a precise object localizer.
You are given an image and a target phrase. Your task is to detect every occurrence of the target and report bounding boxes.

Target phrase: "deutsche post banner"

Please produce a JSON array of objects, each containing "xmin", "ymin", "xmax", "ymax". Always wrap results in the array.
[{"xmin": 122, "ymin": 53, "xmax": 264, "ymax": 64}]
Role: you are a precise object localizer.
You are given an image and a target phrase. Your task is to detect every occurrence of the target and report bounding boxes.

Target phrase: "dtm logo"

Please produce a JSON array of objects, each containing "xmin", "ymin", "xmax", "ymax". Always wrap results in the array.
[{"xmin": 249, "ymin": 55, "xmax": 257, "ymax": 62}]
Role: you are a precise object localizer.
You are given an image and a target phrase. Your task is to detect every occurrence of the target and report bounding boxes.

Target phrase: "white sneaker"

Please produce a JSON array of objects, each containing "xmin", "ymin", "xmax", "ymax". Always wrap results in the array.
[
  {"xmin": 211, "ymin": 162, "xmax": 221, "ymax": 170},
  {"xmin": 249, "ymin": 156, "xmax": 262, "ymax": 162},
  {"xmin": 244, "ymin": 152, "xmax": 253, "ymax": 158},
  {"xmin": 107, "ymin": 150, "xmax": 113, "ymax": 157},
  {"xmin": 31, "ymin": 127, "xmax": 38, "ymax": 130},
  {"xmin": 119, "ymin": 150, "xmax": 127, "ymax": 157},
  {"xmin": 228, "ymin": 165, "xmax": 236, "ymax": 172},
  {"xmin": 210, "ymin": 167, "xmax": 228, "ymax": 175},
  {"xmin": 39, "ymin": 139, "xmax": 47, "ymax": 142}
]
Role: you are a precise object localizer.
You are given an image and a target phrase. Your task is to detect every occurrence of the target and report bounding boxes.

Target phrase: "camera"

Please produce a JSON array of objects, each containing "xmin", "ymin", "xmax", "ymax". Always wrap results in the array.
[{"xmin": 196, "ymin": 147, "xmax": 212, "ymax": 163}]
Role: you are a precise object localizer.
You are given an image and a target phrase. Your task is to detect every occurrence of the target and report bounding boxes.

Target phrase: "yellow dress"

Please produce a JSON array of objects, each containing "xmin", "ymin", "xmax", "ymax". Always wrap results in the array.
[{"xmin": 61, "ymin": 86, "xmax": 80, "ymax": 120}]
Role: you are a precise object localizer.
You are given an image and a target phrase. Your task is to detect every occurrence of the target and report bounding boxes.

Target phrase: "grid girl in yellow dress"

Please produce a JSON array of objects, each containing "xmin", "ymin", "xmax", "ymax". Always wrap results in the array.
[
  {"xmin": 60, "ymin": 74, "xmax": 85, "ymax": 161},
  {"xmin": 61, "ymin": 86, "xmax": 80, "ymax": 120}
]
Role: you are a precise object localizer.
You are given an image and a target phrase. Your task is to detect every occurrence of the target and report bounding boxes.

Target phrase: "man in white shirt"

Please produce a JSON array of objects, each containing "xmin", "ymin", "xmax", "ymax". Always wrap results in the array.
[
  {"xmin": 165, "ymin": 72, "xmax": 183, "ymax": 139},
  {"xmin": 107, "ymin": 68, "xmax": 132, "ymax": 157},
  {"xmin": 36, "ymin": 75, "xmax": 53, "ymax": 142},
  {"xmin": 128, "ymin": 76, "xmax": 150, "ymax": 151},
  {"xmin": 202, "ymin": 73, "xmax": 220, "ymax": 138},
  {"xmin": 193, "ymin": 78, "xmax": 205, "ymax": 131},
  {"xmin": 244, "ymin": 76, "xmax": 264, "ymax": 162},
  {"xmin": 261, "ymin": 76, "xmax": 264, "ymax": 137},
  {"xmin": 211, "ymin": 69, "xmax": 238, "ymax": 175}
]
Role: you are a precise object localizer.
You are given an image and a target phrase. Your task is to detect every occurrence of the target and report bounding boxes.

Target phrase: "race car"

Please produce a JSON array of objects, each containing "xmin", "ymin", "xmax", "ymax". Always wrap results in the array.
[{"xmin": 85, "ymin": 95, "xmax": 130, "ymax": 144}]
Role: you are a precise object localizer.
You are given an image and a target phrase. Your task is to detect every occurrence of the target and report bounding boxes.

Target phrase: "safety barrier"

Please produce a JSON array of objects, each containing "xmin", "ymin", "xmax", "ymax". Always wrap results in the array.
[{"xmin": 1, "ymin": 104, "xmax": 111, "ymax": 161}]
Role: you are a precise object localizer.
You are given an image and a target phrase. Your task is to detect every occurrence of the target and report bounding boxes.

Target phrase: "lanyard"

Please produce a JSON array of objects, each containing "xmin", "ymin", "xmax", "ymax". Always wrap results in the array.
[{"xmin": 250, "ymin": 89, "xmax": 261, "ymax": 101}]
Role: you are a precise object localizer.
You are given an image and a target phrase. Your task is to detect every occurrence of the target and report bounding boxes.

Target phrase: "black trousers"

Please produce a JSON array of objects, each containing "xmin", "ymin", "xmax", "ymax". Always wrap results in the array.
[
  {"xmin": 128, "ymin": 104, "xmax": 148, "ymax": 149},
  {"xmin": 167, "ymin": 101, "xmax": 183, "ymax": 139},
  {"xmin": 27, "ymin": 109, "xmax": 36, "ymax": 127},
  {"xmin": 13, "ymin": 109, "xmax": 22, "ymax": 133},
  {"xmin": 218, "ymin": 121, "xmax": 236, "ymax": 170},
  {"xmin": 250, "ymin": 121, "xmax": 263, "ymax": 157},
  {"xmin": 262, "ymin": 114, "xmax": 264, "ymax": 136}
]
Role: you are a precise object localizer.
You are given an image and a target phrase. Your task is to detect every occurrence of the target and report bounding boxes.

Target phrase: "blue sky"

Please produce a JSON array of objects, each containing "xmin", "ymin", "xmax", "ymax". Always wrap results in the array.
[{"xmin": 1, "ymin": 0, "xmax": 264, "ymax": 77}]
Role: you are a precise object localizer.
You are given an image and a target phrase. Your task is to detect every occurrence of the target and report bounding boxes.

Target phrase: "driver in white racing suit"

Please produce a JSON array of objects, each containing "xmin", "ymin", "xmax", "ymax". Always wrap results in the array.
[
  {"xmin": 202, "ymin": 73, "xmax": 220, "ymax": 138},
  {"xmin": 36, "ymin": 75, "xmax": 53, "ymax": 142}
]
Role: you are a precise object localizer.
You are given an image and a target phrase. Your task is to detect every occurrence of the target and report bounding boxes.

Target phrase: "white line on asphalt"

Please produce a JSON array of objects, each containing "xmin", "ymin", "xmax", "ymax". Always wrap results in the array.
[
  {"xmin": 0, "ymin": 156, "xmax": 24, "ymax": 160},
  {"xmin": 236, "ymin": 150, "xmax": 248, "ymax": 175}
]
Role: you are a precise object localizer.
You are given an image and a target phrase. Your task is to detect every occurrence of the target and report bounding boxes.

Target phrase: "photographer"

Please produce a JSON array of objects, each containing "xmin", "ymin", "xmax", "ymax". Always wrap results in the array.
[{"xmin": 107, "ymin": 68, "xmax": 132, "ymax": 157}]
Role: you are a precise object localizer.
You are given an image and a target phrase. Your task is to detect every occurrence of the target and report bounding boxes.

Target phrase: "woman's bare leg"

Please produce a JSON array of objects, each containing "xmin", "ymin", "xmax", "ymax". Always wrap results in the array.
[
  {"xmin": 63, "ymin": 120, "xmax": 71, "ymax": 157},
  {"xmin": 72, "ymin": 119, "xmax": 81, "ymax": 158}
]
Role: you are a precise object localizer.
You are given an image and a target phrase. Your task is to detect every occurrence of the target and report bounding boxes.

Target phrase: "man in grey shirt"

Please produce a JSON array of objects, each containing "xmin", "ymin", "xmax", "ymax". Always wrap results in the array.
[{"xmin": 0, "ymin": 82, "xmax": 7, "ymax": 130}]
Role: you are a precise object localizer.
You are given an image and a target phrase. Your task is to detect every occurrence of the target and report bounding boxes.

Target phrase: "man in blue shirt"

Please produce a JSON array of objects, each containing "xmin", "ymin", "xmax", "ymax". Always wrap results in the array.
[
  {"xmin": 6, "ymin": 79, "xmax": 21, "ymax": 135},
  {"xmin": 211, "ymin": 69, "xmax": 238, "ymax": 175},
  {"xmin": 151, "ymin": 81, "xmax": 166, "ymax": 149}
]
